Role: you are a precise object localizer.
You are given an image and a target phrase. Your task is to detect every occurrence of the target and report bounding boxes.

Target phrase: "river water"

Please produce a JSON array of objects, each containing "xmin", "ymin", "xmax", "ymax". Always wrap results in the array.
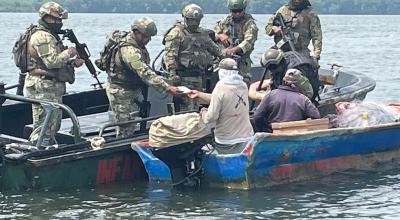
[{"xmin": 1, "ymin": 13, "xmax": 400, "ymax": 219}]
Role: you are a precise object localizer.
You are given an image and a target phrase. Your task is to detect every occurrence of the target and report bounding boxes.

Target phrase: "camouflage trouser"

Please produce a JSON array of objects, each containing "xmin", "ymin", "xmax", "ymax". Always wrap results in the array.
[
  {"xmin": 174, "ymin": 76, "xmax": 203, "ymax": 112},
  {"xmin": 23, "ymin": 75, "xmax": 65, "ymax": 146},
  {"xmin": 106, "ymin": 84, "xmax": 142, "ymax": 138}
]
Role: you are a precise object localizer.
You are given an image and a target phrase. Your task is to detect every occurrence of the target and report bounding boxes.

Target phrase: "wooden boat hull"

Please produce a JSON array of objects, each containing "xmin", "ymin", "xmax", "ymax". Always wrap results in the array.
[{"xmin": 133, "ymin": 123, "xmax": 400, "ymax": 190}]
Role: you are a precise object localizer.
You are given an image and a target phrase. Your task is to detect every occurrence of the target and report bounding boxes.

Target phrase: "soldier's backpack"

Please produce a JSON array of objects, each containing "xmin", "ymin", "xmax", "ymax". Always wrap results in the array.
[
  {"xmin": 12, "ymin": 24, "xmax": 37, "ymax": 73},
  {"xmin": 95, "ymin": 30, "xmax": 129, "ymax": 73}
]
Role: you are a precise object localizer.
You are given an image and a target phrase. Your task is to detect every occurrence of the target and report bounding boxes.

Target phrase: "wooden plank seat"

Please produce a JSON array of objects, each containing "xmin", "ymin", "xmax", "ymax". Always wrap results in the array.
[{"xmin": 272, "ymin": 118, "xmax": 330, "ymax": 134}]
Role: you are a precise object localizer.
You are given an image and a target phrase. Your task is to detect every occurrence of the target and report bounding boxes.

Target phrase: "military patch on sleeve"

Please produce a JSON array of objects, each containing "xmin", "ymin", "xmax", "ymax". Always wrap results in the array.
[{"xmin": 37, "ymin": 44, "xmax": 51, "ymax": 57}]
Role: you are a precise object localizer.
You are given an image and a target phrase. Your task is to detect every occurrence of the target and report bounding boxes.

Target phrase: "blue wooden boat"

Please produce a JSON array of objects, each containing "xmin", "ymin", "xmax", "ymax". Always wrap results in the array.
[{"xmin": 132, "ymin": 122, "xmax": 400, "ymax": 190}]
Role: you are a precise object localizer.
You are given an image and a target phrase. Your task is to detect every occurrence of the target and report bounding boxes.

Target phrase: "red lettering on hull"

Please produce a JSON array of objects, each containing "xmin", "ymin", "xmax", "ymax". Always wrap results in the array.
[{"xmin": 96, "ymin": 155, "xmax": 134, "ymax": 184}]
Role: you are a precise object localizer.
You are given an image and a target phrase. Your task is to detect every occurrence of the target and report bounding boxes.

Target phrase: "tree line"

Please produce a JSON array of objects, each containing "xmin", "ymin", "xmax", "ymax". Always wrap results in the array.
[{"xmin": 1, "ymin": 0, "xmax": 400, "ymax": 14}]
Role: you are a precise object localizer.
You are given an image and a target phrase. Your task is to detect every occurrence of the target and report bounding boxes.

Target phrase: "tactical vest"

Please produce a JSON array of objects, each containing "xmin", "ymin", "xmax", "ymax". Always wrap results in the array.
[
  {"xmin": 217, "ymin": 14, "xmax": 255, "ymax": 56},
  {"xmin": 275, "ymin": 6, "xmax": 314, "ymax": 53},
  {"xmin": 28, "ymin": 26, "xmax": 74, "ymax": 83},
  {"xmin": 164, "ymin": 22, "xmax": 214, "ymax": 72},
  {"xmin": 108, "ymin": 35, "xmax": 149, "ymax": 90},
  {"xmin": 284, "ymin": 51, "xmax": 320, "ymax": 102},
  {"xmin": 284, "ymin": 51, "xmax": 313, "ymax": 69}
]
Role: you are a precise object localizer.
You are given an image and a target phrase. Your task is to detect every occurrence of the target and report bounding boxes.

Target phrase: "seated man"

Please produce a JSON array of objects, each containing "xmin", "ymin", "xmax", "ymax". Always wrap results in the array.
[
  {"xmin": 187, "ymin": 58, "xmax": 254, "ymax": 154},
  {"xmin": 253, "ymin": 69, "xmax": 320, "ymax": 132}
]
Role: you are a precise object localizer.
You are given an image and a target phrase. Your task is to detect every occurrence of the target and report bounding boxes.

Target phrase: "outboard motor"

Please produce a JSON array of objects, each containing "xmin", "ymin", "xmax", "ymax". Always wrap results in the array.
[{"xmin": 152, "ymin": 138, "xmax": 209, "ymax": 188}]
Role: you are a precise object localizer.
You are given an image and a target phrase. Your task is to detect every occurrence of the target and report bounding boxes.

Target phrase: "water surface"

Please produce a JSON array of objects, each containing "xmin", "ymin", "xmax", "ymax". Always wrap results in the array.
[{"xmin": 1, "ymin": 13, "xmax": 400, "ymax": 219}]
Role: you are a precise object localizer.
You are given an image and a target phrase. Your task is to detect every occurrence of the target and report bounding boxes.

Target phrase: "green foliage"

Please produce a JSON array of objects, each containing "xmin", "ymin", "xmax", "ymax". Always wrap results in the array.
[{"xmin": 1, "ymin": 0, "xmax": 400, "ymax": 14}]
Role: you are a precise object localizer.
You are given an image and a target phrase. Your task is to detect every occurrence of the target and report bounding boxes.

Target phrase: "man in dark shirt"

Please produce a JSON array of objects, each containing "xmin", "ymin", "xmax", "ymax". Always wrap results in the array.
[{"xmin": 253, "ymin": 69, "xmax": 320, "ymax": 132}]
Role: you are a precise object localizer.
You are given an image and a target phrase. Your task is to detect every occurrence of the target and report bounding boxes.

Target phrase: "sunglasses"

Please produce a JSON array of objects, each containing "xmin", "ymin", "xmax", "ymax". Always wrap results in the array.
[{"xmin": 230, "ymin": 8, "xmax": 244, "ymax": 13}]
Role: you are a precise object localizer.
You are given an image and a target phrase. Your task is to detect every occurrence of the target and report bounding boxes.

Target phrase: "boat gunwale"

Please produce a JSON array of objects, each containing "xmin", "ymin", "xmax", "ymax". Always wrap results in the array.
[
  {"xmin": 318, "ymin": 70, "xmax": 376, "ymax": 105},
  {"xmin": 6, "ymin": 135, "xmax": 149, "ymax": 167},
  {"xmin": 253, "ymin": 121, "xmax": 400, "ymax": 142}
]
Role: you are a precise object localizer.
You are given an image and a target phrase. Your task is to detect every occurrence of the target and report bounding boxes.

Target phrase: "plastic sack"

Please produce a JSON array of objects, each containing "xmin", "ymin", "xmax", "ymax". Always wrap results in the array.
[
  {"xmin": 149, "ymin": 112, "xmax": 211, "ymax": 148},
  {"xmin": 335, "ymin": 101, "xmax": 400, "ymax": 128}
]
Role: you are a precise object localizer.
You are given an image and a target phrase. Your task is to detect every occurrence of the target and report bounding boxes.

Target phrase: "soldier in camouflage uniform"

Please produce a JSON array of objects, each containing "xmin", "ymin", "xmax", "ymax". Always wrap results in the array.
[
  {"xmin": 23, "ymin": 2, "xmax": 85, "ymax": 147},
  {"xmin": 213, "ymin": 0, "xmax": 258, "ymax": 82},
  {"xmin": 265, "ymin": 0, "xmax": 322, "ymax": 66},
  {"xmin": 105, "ymin": 17, "xmax": 179, "ymax": 138},
  {"xmin": 260, "ymin": 48, "xmax": 316, "ymax": 101},
  {"xmin": 163, "ymin": 4, "xmax": 225, "ymax": 111}
]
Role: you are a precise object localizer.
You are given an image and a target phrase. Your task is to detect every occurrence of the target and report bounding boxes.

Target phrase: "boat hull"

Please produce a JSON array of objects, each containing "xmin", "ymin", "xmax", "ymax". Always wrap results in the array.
[
  {"xmin": 0, "ymin": 67, "xmax": 377, "ymax": 191},
  {"xmin": 1, "ymin": 140, "xmax": 148, "ymax": 191},
  {"xmin": 133, "ymin": 123, "xmax": 400, "ymax": 190}
]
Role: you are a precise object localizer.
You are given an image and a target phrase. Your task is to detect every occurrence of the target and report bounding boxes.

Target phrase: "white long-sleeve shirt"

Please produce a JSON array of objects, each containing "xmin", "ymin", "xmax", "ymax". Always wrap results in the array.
[{"xmin": 199, "ymin": 81, "xmax": 254, "ymax": 145}]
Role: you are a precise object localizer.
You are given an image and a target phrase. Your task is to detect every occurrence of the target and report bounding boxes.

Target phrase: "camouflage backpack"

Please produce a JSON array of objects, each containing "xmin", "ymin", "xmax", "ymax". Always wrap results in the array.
[
  {"xmin": 12, "ymin": 24, "xmax": 37, "ymax": 73},
  {"xmin": 95, "ymin": 30, "xmax": 129, "ymax": 73}
]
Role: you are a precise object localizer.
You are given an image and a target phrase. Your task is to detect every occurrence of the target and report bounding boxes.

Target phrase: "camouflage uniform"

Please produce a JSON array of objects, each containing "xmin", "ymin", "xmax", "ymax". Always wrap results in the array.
[
  {"xmin": 23, "ymin": 2, "xmax": 74, "ymax": 146},
  {"xmin": 164, "ymin": 4, "xmax": 224, "ymax": 111},
  {"xmin": 213, "ymin": 14, "xmax": 258, "ymax": 78},
  {"xmin": 106, "ymin": 26, "xmax": 170, "ymax": 138},
  {"xmin": 265, "ymin": 1, "xmax": 322, "ymax": 59},
  {"xmin": 163, "ymin": 21, "xmax": 224, "ymax": 111}
]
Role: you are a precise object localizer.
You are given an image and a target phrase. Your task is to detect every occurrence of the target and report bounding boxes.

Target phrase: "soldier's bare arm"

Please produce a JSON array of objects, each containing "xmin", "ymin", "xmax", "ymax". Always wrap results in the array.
[{"xmin": 31, "ymin": 31, "xmax": 73, "ymax": 69}]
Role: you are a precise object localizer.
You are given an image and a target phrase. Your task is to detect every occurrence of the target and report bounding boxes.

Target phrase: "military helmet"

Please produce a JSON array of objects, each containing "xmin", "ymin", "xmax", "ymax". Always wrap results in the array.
[
  {"xmin": 227, "ymin": 0, "xmax": 248, "ymax": 10},
  {"xmin": 219, "ymin": 58, "xmax": 239, "ymax": 70},
  {"xmin": 182, "ymin": 4, "xmax": 204, "ymax": 19},
  {"xmin": 260, "ymin": 48, "xmax": 284, "ymax": 67},
  {"xmin": 131, "ymin": 17, "xmax": 157, "ymax": 37},
  {"xmin": 289, "ymin": 0, "xmax": 311, "ymax": 10},
  {"xmin": 39, "ymin": 2, "xmax": 68, "ymax": 19}
]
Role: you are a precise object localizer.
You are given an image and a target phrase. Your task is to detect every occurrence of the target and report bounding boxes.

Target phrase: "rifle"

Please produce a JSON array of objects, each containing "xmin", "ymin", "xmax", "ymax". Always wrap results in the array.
[
  {"xmin": 274, "ymin": 13, "xmax": 296, "ymax": 52},
  {"xmin": 16, "ymin": 73, "xmax": 26, "ymax": 95},
  {"xmin": 250, "ymin": 67, "xmax": 269, "ymax": 110},
  {"xmin": 61, "ymin": 29, "xmax": 103, "ymax": 89},
  {"xmin": 134, "ymin": 88, "xmax": 151, "ymax": 119},
  {"xmin": 133, "ymin": 85, "xmax": 151, "ymax": 131}
]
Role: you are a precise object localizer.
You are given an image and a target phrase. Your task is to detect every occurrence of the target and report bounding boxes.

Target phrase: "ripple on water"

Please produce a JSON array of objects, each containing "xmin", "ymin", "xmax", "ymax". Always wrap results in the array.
[{"xmin": 1, "ymin": 13, "xmax": 400, "ymax": 219}]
